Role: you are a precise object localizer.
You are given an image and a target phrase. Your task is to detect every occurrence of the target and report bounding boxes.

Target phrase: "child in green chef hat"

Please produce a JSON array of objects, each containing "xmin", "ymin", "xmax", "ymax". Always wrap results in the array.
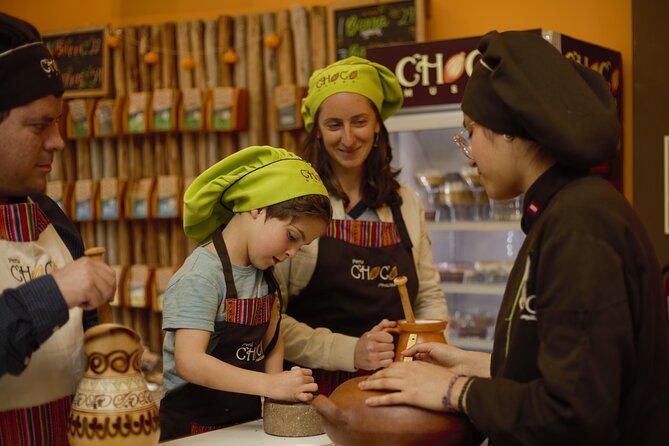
[{"xmin": 159, "ymin": 146, "xmax": 332, "ymax": 441}]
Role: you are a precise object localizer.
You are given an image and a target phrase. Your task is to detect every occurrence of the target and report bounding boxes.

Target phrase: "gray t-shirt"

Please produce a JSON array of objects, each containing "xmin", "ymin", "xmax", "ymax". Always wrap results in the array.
[{"xmin": 161, "ymin": 246, "xmax": 268, "ymax": 396}]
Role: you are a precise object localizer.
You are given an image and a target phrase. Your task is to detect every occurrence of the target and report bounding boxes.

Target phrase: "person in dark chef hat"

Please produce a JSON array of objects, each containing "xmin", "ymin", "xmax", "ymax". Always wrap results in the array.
[
  {"xmin": 274, "ymin": 56, "xmax": 449, "ymax": 396},
  {"xmin": 360, "ymin": 30, "xmax": 669, "ymax": 446},
  {"xmin": 159, "ymin": 146, "xmax": 331, "ymax": 441},
  {"xmin": 0, "ymin": 13, "xmax": 117, "ymax": 446}
]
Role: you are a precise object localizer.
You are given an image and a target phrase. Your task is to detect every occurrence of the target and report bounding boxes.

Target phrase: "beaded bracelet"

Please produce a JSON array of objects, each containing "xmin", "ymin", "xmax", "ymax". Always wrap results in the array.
[
  {"xmin": 458, "ymin": 376, "xmax": 477, "ymax": 413},
  {"xmin": 442, "ymin": 374, "xmax": 464, "ymax": 411}
]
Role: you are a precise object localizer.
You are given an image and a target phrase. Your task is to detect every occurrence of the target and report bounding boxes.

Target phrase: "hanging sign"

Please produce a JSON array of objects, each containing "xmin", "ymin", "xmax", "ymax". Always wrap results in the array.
[
  {"xmin": 43, "ymin": 26, "xmax": 110, "ymax": 98},
  {"xmin": 328, "ymin": 0, "xmax": 425, "ymax": 62}
]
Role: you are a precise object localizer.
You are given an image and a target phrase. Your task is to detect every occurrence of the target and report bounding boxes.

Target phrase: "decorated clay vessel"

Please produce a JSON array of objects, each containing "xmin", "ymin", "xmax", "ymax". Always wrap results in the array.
[
  {"xmin": 312, "ymin": 319, "xmax": 482, "ymax": 446},
  {"xmin": 67, "ymin": 323, "xmax": 160, "ymax": 445},
  {"xmin": 385, "ymin": 319, "xmax": 447, "ymax": 362}
]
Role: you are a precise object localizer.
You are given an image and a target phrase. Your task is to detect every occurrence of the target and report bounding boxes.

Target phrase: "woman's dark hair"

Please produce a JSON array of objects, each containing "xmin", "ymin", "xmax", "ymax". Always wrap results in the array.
[
  {"xmin": 299, "ymin": 101, "xmax": 402, "ymax": 210},
  {"xmin": 265, "ymin": 194, "xmax": 332, "ymax": 226}
]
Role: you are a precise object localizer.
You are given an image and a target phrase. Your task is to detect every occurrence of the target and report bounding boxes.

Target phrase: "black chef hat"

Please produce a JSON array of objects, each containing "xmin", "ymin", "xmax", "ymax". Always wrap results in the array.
[
  {"xmin": 0, "ymin": 13, "xmax": 63, "ymax": 112},
  {"xmin": 462, "ymin": 30, "xmax": 620, "ymax": 169}
]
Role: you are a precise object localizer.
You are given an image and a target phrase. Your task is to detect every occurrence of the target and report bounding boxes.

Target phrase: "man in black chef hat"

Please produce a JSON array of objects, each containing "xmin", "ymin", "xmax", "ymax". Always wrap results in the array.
[
  {"xmin": 360, "ymin": 30, "xmax": 669, "ymax": 446},
  {"xmin": 0, "ymin": 12, "xmax": 116, "ymax": 445}
]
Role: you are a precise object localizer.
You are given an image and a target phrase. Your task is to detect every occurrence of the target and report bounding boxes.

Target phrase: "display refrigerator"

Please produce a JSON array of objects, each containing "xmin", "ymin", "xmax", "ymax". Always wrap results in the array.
[{"xmin": 367, "ymin": 30, "xmax": 623, "ymax": 352}]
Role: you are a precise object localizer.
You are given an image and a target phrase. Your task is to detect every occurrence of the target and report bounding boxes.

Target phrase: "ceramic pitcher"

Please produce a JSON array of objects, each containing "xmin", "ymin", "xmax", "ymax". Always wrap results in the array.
[
  {"xmin": 384, "ymin": 318, "xmax": 447, "ymax": 362},
  {"xmin": 67, "ymin": 323, "xmax": 160, "ymax": 445}
]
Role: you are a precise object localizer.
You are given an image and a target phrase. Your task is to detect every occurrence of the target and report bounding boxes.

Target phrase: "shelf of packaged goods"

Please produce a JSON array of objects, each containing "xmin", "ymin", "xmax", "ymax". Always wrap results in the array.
[
  {"xmin": 449, "ymin": 336, "xmax": 494, "ymax": 352},
  {"xmin": 428, "ymin": 220, "xmax": 521, "ymax": 232},
  {"xmin": 441, "ymin": 282, "xmax": 506, "ymax": 296}
]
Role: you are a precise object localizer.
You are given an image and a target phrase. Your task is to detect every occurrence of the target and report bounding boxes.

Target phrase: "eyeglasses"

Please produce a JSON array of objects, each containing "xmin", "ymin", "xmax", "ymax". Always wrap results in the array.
[{"xmin": 453, "ymin": 122, "xmax": 475, "ymax": 159}]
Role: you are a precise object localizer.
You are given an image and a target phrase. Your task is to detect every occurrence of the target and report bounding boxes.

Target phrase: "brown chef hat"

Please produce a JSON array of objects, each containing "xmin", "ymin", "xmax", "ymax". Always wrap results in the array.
[{"xmin": 461, "ymin": 30, "xmax": 620, "ymax": 169}]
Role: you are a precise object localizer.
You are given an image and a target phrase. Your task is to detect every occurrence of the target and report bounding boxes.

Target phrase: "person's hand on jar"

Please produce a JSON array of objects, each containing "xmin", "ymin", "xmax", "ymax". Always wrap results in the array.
[
  {"xmin": 354, "ymin": 319, "xmax": 397, "ymax": 371},
  {"xmin": 402, "ymin": 342, "xmax": 491, "ymax": 378},
  {"xmin": 359, "ymin": 360, "xmax": 464, "ymax": 412}
]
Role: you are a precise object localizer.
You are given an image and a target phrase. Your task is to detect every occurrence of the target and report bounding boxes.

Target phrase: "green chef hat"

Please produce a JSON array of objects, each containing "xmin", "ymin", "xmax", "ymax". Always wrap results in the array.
[
  {"xmin": 184, "ymin": 146, "xmax": 328, "ymax": 243},
  {"xmin": 462, "ymin": 31, "xmax": 620, "ymax": 170},
  {"xmin": 301, "ymin": 56, "xmax": 403, "ymax": 132}
]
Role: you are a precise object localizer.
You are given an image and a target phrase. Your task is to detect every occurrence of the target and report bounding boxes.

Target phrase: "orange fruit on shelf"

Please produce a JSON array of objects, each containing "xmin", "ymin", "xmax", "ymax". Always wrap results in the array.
[
  {"xmin": 222, "ymin": 49, "xmax": 238, "ymax": 64},
  {"xmin": 264, "ymin": 34, "xmax": 280, "ymax": 49},
  {"xmin": 181, "ymin": 55, "xmax": 196, "ymax": 70},
  {"xmin": 144, "ymin": 51, "xmax": 159, "ymax": 65},
  {"xmin": 106, "ymin": 35, "xmax": 120, "ymax": 49}
]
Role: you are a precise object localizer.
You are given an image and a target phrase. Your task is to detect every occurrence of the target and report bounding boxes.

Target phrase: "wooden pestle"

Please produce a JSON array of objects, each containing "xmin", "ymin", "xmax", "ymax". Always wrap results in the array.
[
  {"xmin": 393, "ymin": 275, "xmax": 416, "ymax": 323},
  {"xmin": 85, "ymin": 247, "xmax": 113, "ymax": 324}
]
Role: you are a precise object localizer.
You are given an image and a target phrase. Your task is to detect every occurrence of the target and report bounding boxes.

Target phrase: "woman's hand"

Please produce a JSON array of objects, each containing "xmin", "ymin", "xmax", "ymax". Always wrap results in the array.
[
  {"xmin": 402, "ymin": 342, "xmax": 491, "ymax": 378},
  {"xmin": 266, "ymin": 366, "xmax": 318, "ymax": 402},
  {"xmin": 354, "ymin": 319, "xmax": 397, "ymax": 371},
  {"xmin": 358, "ymin": 361, "xmax": 460, "ymax": 412}
]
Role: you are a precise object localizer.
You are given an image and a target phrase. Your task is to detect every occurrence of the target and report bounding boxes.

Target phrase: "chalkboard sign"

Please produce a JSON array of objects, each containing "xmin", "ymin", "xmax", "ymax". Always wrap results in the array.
[
  {"xmin": 328, "ymin": 0, "xmax": 425, "ymax": 62},
  {"xmin": 43, "ymin": 26, "xmax": 110, "ymax": 98}
]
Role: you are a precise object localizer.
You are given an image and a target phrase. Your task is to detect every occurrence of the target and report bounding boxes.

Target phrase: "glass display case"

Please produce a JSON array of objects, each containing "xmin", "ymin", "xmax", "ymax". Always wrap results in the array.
[{"xmin": 387, "ymin": 105, "xmax": 525, "ymax": 351}]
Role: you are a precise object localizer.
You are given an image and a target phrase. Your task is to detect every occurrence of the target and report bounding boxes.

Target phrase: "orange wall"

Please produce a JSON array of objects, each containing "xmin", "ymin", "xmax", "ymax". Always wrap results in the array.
[{"xmin": 2, "ymin": 0, "xmax": 633, "ymax": 198}]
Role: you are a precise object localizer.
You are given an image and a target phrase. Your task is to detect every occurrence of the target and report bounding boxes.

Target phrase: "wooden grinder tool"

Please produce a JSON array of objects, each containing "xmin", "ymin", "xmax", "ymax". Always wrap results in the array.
[
  {"xmin": 85, "ymin": 247, "xmax": 113, "ymax": 324},
  {"xmin": 393, "ymin": 275, "xmax": 416, "ymax": 323}
]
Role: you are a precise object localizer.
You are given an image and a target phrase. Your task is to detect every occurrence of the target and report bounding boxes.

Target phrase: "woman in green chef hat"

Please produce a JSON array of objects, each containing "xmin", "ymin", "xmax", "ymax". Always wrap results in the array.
[
  {"xmin": 159, "ymin": 146, "xmax": 332, "ymax": 441},
  {"xmin": 359, "ymin": 31, "xmax": 669, "ymax": 446},
  {"xmin": 274, "ymin": 56, "xmax": 449, "ymax": 395}
]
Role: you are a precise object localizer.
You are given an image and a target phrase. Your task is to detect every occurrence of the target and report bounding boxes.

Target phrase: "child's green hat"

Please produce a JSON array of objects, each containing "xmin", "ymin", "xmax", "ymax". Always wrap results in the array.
[
  {"xmin": 184, "ymin": 146, "xmax": 328, "ymax": 243},
  {"xmin": 301, "ymin": 56, "xmax": 403, "ymax": 132}
]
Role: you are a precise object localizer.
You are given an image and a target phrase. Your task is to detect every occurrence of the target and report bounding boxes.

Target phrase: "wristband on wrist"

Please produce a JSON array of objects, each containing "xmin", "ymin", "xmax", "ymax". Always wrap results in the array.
[
  {"xmin": 458, "ymin": 376, "xmax": 477, "ymax": 413},
  {"xmin": 442, "ymin": 374, "xmax": 464, "ymax": 411}
]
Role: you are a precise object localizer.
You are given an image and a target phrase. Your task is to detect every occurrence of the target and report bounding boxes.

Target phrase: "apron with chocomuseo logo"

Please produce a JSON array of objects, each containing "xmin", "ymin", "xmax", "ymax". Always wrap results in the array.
[
  {"xmin": 0, "ymin": 200, "xmax": 85, "ymax": 445},
  {"xmin": 158, "ymin": 227, "xmax": 280, "ymax": 442},
  {"xmin": 287, "ymin": 201, "xmax": 419, "ymax": 395}
]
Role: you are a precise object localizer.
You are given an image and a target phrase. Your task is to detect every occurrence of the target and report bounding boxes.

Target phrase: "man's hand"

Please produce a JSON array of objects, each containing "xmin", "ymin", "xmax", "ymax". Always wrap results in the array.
[{"xmin": 52, "ymin": 257, "xmax": 116, "ymax": 310}]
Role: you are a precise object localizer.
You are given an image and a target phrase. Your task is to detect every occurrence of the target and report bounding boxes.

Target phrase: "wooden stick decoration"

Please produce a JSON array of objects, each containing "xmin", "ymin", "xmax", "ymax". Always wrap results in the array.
[
  {"xmin": 246, "ymin": 14, "xmax": 264, "ymax": 146},
  {"xmin": 393, "ymin": 275, "xmax": 416, "ymax": 323},
  {"xmin": 218, "ymin": 15, "xmax": 236, "ymax": 159},
  {"xmin": 190, "ymin": 20, "xmax": 207, "ymax": 92},
  {"xmin": 176, "ymin": 21, "xmax": 198, "ymax": 178},
  {"xmin": 138, "ymin": 25, "xmax": 151, "ymax": 92},
  {"xmin": 204, "ymin": 19, "xmax": 220, "ymax": 166},
  {"xmin": 262, "ymin": 12, "xmax": 280, "ymax": 148},
  {"xmin": 290, "ymin": 6, "xmax": 311, "ymax": 88},
  {"xmin": 86, "ymin": 247, "xmax": 113, "ymax": 324},
  {"xmin": 160, "ymin": 22, "xmax": 182, "ymax": 176},
  {"xmin": 276, "ymin": 10, "xmax": 297, "ymax": 152},
  {"xmin": 234, "ymin": 15, "xmax": 249, "ymax": 149},
  {"xmin": 112, "ymin": 27, "xmax": 127, "ymax": 97},
  {"xmin": 310, "ymin": 5, "xmax": 328, "ymax": 71},
  {"xmin": 124, "ymin": 26, "xmax": 140, "ymax": 94},
  {"xmin": 189, "ymin": 21, "xmax": 208, "ymax": 173}
]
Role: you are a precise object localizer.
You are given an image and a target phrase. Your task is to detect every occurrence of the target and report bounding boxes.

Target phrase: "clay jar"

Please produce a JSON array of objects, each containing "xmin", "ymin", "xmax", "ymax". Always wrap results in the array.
[
  {"xmin": 67, "ymin": 323, "xmax": 160, "ymax": 445},
  {"xmin": 384, "ymin": 319, "xmax": 447, "ymax": 362},
  {"xmin": 311, "ymin": 319, "xmax": 483, "ymax": 446}
]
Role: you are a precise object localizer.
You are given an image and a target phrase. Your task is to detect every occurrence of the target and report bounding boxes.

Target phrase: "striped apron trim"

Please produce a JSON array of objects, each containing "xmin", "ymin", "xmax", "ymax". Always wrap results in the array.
[
  {"xmin": 224, "ymin": 294, "xmax": 275, "ymax": 326},
  {"xmin": 0, "ymin": 395, "xmax": 71, "ymax": 446},
  {"xmin": 325, "ymin": 219, "xmax": 401, "ymax": 248},
  {"xmin": 0, "ymin": 201, "xmax": 50, "ymax": 242},
  {"xmin": 190, "ymin": 422, "xmax": 222, "ymax": 436}
]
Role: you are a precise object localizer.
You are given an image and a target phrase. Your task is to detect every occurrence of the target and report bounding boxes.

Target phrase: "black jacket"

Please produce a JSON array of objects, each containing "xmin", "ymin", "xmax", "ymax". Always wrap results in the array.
[{"xmin": 466, "ymin": 166, "xmax": 669, "ymax": 446}]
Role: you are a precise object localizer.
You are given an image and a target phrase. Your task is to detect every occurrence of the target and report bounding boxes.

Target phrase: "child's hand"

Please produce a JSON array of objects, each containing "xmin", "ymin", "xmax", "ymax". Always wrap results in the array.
[{"xmin": 267, "ymin": 366, "xmax": 318, "ymax": 402}]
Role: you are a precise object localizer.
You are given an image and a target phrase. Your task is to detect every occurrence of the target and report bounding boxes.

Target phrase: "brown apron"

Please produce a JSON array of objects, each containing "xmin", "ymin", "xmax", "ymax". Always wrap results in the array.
[
  {"xmin": 159, "ymin": 228, "xmax": 280, "ymax": 441},
  {"xmin": 287, "ymin": 201, "xmax": 418, "ymax": 395}
]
